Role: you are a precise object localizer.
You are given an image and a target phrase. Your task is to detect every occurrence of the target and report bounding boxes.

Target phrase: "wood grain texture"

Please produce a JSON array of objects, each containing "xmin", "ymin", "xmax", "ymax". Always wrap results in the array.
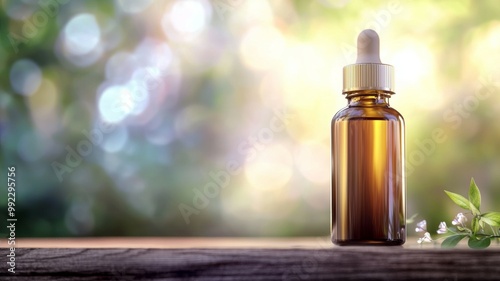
[{"xmin": 1, "ymin": 247, "xmax": 500, "ymax": 280}]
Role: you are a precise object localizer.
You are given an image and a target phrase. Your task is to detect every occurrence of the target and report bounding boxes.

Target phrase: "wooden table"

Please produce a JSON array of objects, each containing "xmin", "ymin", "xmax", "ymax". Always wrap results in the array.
[{"xmin": 1, "ymin": 237, "xmax": 499, "ymax": 280}]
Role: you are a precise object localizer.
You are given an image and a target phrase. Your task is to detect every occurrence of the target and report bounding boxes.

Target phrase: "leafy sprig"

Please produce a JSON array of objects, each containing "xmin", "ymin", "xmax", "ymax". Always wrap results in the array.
[{"xmin": 416, "ymin": 178, "xmax": 500, "ymax": 249}]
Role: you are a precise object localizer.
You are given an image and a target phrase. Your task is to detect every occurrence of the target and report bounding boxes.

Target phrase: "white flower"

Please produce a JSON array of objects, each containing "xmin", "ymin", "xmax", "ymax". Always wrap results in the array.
[
  {"xmin": 452, "ymin": 213, "xmax": 467, "ymax": 226},
  {"xmin": 437, "ymin": 222, "xmax": 447, "ymax": 234},
  {"xmin": 415, "ymin": 220, "xmax": 427, "ymax": 233},
  {"xmin": 417, "ymin": 232, "xmax": 432, "ymax": 244}
]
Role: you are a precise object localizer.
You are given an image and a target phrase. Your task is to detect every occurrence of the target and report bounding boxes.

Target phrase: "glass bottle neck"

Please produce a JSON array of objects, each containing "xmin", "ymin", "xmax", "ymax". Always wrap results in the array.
[{"xmin": 345, "ymin": 91, "xmax": 392, "ymax": 107}]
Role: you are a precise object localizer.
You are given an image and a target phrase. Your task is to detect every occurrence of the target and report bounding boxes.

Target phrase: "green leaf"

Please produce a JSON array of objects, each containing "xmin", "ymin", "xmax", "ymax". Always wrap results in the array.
[
  {"xmin": 444, "ymin": 190, "xmax": 471, "ymax": 210},
  {"xmin": 470, "ymin": 204, "xmax": 481, "ymax": 216},
  {"xmin": 406, "ymin": 213, "xmax": 418, "ymax": 224},
  {"xmin": 479, "ymin": 219, "xmax": 485, "ymax": 229},
  {"xmin": 441, "ymin": 235, "xmax": 466, "ymax": 248},
  {"xmin": 468, "ymin": 236, "xmax": 491, "ymax": 249},
  {"xmin": 468, "ymin": 178, "xmax": 481, "ymax": 212},
  {"xmin": 471, "ymin": 217, "xmax": 480, "ymax": 234},
  {"xmin": 482, "ymin": 212, "xmax": 500, "ymax": 227}
]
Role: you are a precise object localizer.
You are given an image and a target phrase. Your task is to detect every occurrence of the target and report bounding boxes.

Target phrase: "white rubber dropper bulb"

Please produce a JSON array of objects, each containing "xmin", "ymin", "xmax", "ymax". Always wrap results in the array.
[
  {"xmin": 343, "ymin": 29, "xmax": 394, "ymax": 93},
  {"xmin": 356, "ymin": 29, "xmax": 382, "ymax": 64}
]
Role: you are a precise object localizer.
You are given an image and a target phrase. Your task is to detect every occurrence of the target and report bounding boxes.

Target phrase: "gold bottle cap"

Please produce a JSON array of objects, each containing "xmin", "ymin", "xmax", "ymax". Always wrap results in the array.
[{"xmin": 342, "ymin": 29, "xmax": 394, "ymax": 94}]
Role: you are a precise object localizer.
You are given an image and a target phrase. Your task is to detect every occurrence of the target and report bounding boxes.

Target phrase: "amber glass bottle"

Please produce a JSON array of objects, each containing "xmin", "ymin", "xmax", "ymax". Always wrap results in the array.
[{"xmin": 331, "ymin": 30, "xmax": 406, "ymax": 245}]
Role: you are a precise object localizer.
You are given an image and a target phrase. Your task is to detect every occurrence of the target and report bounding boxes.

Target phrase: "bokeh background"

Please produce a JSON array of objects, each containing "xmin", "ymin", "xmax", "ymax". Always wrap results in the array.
[{"xmin": 1, "ymin": 0, "xmax": 499, "ymax": 237}]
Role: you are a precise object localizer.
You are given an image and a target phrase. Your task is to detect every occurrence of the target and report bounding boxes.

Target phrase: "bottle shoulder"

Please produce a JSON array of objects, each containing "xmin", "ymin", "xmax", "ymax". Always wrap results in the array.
[{"xmin": 332, "ymin": 105, "xmax": 404, "ymax": 123}]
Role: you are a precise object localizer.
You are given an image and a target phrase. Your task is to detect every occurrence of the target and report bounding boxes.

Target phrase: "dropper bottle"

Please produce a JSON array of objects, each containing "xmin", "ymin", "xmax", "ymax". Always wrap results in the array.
[{"xmin": 331, "ymin": 29, "xmax": 406, "ymax": 245}]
